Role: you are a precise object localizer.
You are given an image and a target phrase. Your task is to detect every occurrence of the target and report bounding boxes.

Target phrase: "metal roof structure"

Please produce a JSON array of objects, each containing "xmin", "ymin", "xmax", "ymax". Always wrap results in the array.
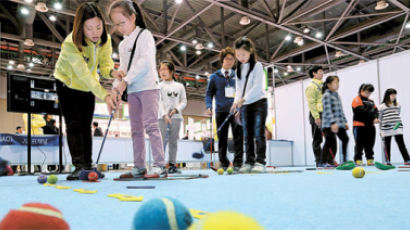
[{"xmin": 1, "ymin": 0, "xmax": 409, "ymax": 100}]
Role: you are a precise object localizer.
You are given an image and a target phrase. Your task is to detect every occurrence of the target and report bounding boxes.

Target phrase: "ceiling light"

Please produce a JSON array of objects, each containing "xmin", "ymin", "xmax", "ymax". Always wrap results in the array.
[
  {"xmin": 24, "ymin": 0, "xmax": 33, "ymax": 3},
  {"xmin": 54, "ymin": 2, "xmax": 62, "ymax": 10},
  {"xmin": 358, "ymin": 60, "xmax": 366, "ymax": 64},
  {"xmin": 205, "ymin": 71, "xmax": 209, "ymax": 75},
  {"xmin": 24, "ymin": 39, "xmax": 35, "ymax": 47},
  {"xmin": 406, "ymin": 22, "xmax": 410, "ymax": 29},
  {"xmin": 239, "ymin": 16, "xmax": 251, "ymax": 25},
  {"xmin": 335, "ymin": 50, "xmax": 344, "ymax": 58},
  {"xmin": 17, "ymin": 64, "xmax": 25, "ymax": 71},
  {"xmin": 285, "ymin": 34, "xmax": 292, "ymax": 41},
  {"xmin": 196, "ymin": 50, "xmax": 202, "ymax": 55},
  {"xmin": 112, "ymin": 52, "xmax": 119, "ymax": 59},
  {"xmin": 29, "ymin": 62, "xmax": 35, "ymax": 68},
  {"xmin": 27, "ymin": 69, "xmax": 32, "ymax": 72},
  {"xmin": 375, "ymin": 1, "xmax": 389, "ymax": 10},
  {"xmin": 296, "ymin": 67, "xmax": 302, "ymax": 72},
  {"xmin": 303, "ymin": 28, "xmax": 310, "ymax": 34},
  {"xmin": 196, "ymin": 75, "xmax": 200, "ymax": 80},
  {"xmin": 207, "ymin": 42, "xmax": 213, "ymax": 49},
  {"xmin": 294, "ymin": 36, "xmax": 304, "ymax": 46},
  {"xmin": 175, "ymin": 0, "xmax": 183, "ymax": 4},
  {"xmin": 287, "ymin": 65, "xmax": 294, "ymax": 73},
  {"xmin": 35, "ymin": 2, "xmax": 48, "ymax": 12},
  {"xmin": 192, "ymin": 39, "xmax": 198, "ymax": 45},
  {"xmin": 49, "ymin": 15, "xmax": 56, "ymax": 22},
  {"xmin": 9, "ymin": 60, "xmax": 15, "ymax": 65},
  {"xmin": 180, "ymin": 45, "xmax": 186, "ymax": 51},
  {"xmin": 297, "ymin": 40, "xmax": 304, "ymax": 46},
  {"xmin": 273, "ymin": 68, "xmax": 278, "ymax": 73},
  {"xmin": 7, "ymin": 65, "xmax": 13, "ymax": 70},
  {"xmin": 21, "ymin": 7, "xmax": 29, "ymax": 15},
  {"xmin": 315, "ymin": 32, "xmax": 323, "ymax": 39},
  {"xmin": 195, "ymin": 43, "xmax": 204, "ymax": 50},
  {"xmin": 284, "ymin": 72, "xmax": 289, "ymax": 76}
]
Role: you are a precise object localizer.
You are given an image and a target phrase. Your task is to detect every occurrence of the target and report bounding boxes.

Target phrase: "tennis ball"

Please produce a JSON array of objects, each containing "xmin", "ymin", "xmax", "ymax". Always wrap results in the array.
[
  {"xmin": 352, "ymin": 167, "xmax": 365, "ymax": 178},
  {"xmin": 88, "ymin": 172, "xmax": 98, "ymax": 182},
  {"xmin": 188, "ymin": 211, "xmax": 264, "ymax": 230},
  {"xmin": 227, "ymin": 167, "xmax": 234, "ymax": 175},
  {"xmin": 217, "ymin": 168, "xmax": 224, "ymax": 175},
  {"xmin": 47, "ymin": 174, "xmax": 58, "ymax": 184},
  {"xmin": 37, "ymin": 175, "xmax": 47, "ymax": 184},
  {"xmin": 0, "ymin": 203, "xmax": 69, "ymax": 230},
  {"xmin": 133, "ymin": 197, "xmax": 193, "ymax": 230}
]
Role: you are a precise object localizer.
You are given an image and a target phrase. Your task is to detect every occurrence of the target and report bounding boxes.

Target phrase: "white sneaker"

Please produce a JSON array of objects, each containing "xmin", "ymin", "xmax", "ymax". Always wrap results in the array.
[
  {"xmin": 251, "ymin": 163, "xmax": 266, "ymax": 173},
  {"xmin": 150, "ymin": 166, "xmax": 167, "ymax": 178},
  {"xmin": 239, "ymin": 164, "xmax": 253, "ymax": 173}
]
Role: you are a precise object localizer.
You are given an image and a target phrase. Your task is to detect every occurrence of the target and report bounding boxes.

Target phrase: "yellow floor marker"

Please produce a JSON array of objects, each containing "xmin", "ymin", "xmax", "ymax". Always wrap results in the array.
[
  {"xmin": 107, "ymin": 193, "xmax": 144, "ymax": 202},
  {"xmin": 43, "ymin": 183, "xmax": 56, "ymax": 187},
  {"xmin": 55, "ymin": 185, "xmax": 72, "ymax": 190},
  {"xmin": 73, "ymin": 189, "xmax": 97, "ymax": 194},
  {"xmin": 316, "ymin": 171, "xmax": 333, "ymax": 175},
  {"xmin": 190, "ymin": 209, "xmax": 210, "ymax": 219}
]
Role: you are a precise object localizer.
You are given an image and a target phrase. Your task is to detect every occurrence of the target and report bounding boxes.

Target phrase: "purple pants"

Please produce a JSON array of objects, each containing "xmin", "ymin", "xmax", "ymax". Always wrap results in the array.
[{"xmin": 128, "ymin": 89, "xmax": 165, "ymax": 168}]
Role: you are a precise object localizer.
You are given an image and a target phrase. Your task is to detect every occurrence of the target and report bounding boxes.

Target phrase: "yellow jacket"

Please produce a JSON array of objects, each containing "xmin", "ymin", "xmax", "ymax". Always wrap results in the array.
[
  {"xmin": 305, "ymin": 78, "xmax": 323, "ymax": 119},
  {"xmin": 22, "ymin": 114, "xmax": 46, "ymax": 135},
  {"xmin": 54, "ymin": 33, "xmax": 114, "ymax": 100}
]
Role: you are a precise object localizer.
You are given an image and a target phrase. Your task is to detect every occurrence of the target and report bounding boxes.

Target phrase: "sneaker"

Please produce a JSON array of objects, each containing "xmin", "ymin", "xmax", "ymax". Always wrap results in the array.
[
  {"xmin": 150, "ymin": 166, "xmax": 168, "ymax": 178},
  {"xmin": 67, "ymin": 167, "xmax": 82, "ymax": 180},
  {"xmin": 239, "ymin": 164, "xmax": 253, "ymax": 173},
  {"xmin": 168, "ymin": 165, "xmax": 181, "ymax": 174},
  {"xmin": 355, "ymin": 160, "xmax": 363, "ymax": 166},
  {"xmin": 386, "ymin": 161, "xmax": 392, "ymax": 166},
  {"xmin": 119, "ymin": 167, "xmax": 147, "ymax": 179},
  {"xmin": 367, "ymin": 159, "xmax": 374, "ymax": 166},
  {"xmin": 233, "ymin": 166, "xmax": 241, "ymax": 173},
  {"xmin": 251, "ymin": 163, "xmax": 266, "ymax": 173},
  {"xmin": 404, "ymin": 161, "xmax": 410, "ymax": 165}
]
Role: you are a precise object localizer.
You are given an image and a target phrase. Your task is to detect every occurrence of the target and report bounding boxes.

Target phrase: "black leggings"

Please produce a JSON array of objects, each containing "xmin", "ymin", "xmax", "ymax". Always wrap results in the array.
[
  {"xmin": 383, "ymin": 135, "xmax": 410, "ymax": 162},
  {"xmin": 353, "ymin": 126, "xmax": 376, "ymax": 161},
  {"xmin": 56, "ymin": 80, "xmax": 95, "ymax": 169},
  {"xmin": 322, "ymin": 128, "xmax": 349, "ymax": 164}
]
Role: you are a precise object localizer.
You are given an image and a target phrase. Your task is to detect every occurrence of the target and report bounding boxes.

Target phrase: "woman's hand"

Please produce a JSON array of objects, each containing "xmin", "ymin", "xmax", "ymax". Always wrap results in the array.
[
  {"xmin": 105, "ymin": 94, "xmax": 116, "ymax": 114},
  {"xmin": 230, "ymin": 103, "xmax": 238, "ymax": 114},
  {"xmin": 111, "ymin": 70, "xmax": 125, "ymax": 80},
  {"xmin": 111, "ymin": 89, "xmax": 122, "ymax": 106},
  {"xmin": 169, "ymin": 109, "xmax": 178, "ymax": 117}
]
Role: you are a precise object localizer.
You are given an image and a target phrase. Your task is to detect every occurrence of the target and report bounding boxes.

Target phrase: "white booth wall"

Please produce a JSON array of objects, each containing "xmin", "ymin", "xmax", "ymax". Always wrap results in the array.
[{"xmin": 275, "ymin": 50, "xmax": 410, "ymax": 166}]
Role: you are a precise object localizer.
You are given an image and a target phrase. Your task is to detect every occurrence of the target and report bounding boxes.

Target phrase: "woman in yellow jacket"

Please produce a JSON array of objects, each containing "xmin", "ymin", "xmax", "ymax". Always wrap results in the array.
[
  {"xmin": 22, "ymin": 114, "xmax": 46, "ymax": 135},
  {"xmin": 54, "ymin": 2, "xmax": 122, "ymax": 180}
]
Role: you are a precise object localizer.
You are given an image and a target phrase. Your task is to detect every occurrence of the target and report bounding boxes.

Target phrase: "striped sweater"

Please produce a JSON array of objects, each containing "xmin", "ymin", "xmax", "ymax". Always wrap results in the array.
[{"xmin": 379, "ymin": 103, "xmax": 403, "ymax": 137}]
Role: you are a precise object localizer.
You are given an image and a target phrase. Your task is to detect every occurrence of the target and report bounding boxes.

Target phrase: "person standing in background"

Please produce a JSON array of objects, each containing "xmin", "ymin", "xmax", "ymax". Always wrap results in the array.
[
  {"xmin": 93, "ymin": 122, "xmax": 103, "ymax": 137},
  {"xmin": 158, "ymin": 61, "xmax": 187, "ymax": 174},
  {"xmin": 305, "ymin": 67, "xmax": 324, "ymax": 167}
]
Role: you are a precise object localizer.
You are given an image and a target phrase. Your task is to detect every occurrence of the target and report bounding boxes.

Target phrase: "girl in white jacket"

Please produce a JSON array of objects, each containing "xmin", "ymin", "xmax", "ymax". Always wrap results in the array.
[{"xmin": 109, "ymin": 0, "xmax": 166, "ymax": 178}]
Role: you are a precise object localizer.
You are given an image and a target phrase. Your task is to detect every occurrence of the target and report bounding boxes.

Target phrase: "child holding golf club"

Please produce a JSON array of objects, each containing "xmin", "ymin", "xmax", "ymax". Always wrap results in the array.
[
  {"xmin": 158, "ymin": 60, "xmax": 187, "ymax": 174},
  {"xmin": 230, "ymin": 36, "xmax": 267, "ymax": 173},
  {"xmin": 379, "ymin": 88, "xmax": 410, "ymax": 165},
  {"xmin": 109, "ymin": 0, "xmax": 166, "ymax": 178}
]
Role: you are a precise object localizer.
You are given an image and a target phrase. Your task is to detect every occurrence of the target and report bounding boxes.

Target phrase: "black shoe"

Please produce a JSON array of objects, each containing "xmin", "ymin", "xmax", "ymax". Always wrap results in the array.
[
  {"xmin": 168, "ymin": 165, "xmax": 181, "ymax": 174},
  {"xmin": 67, "ymin": 167, "xmax": 82, "ymax": 180}
]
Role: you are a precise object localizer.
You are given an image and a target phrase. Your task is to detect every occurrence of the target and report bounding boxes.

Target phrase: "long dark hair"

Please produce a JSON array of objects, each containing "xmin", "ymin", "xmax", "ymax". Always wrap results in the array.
[
  {"xmin": 322, "ymin": 75, "xmax": 339, "ymax": 94},
  {"xmin": 234, "ymin": 36, "xmax": 256, "ymax": 79},
  {"xmin": 109, "ymin": 0, "xmax": 147, "ymax": 29},
  {"xmin": 382, "ymin": 88, "xmax": 398, "ymax": 107},
  {"xmin": 72, "ymin": 2, "xmax": 108, "ymax": 51},
  {"xmin": 160, "ymin": 60, "xmax": 176, "ymax": 81}
]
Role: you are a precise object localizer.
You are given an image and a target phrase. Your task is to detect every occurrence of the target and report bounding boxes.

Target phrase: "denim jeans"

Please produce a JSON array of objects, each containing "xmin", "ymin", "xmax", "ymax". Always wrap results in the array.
[{"xmin": 240, "ymin": 98, "xmax": 268, "ymax": 165}]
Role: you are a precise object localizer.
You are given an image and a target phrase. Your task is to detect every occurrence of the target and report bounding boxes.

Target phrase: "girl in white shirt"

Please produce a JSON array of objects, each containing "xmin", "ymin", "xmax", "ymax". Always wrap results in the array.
[
  {"xmin": 158, "ymin": 61, "xmax": 187, "ymax": 174},
  {"xmin": 109, "ymin": 0, "xmax": 166, "ymax": 178},
  {"xmin": 231, "ymin": 36, "xmax": 268, "ymax": 173}
]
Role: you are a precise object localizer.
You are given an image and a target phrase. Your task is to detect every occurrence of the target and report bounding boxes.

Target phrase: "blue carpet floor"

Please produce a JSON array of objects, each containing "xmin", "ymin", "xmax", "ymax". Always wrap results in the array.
[{"xmin": 1, "ymin": 167, "xmax": 410, "ymax": 230}]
